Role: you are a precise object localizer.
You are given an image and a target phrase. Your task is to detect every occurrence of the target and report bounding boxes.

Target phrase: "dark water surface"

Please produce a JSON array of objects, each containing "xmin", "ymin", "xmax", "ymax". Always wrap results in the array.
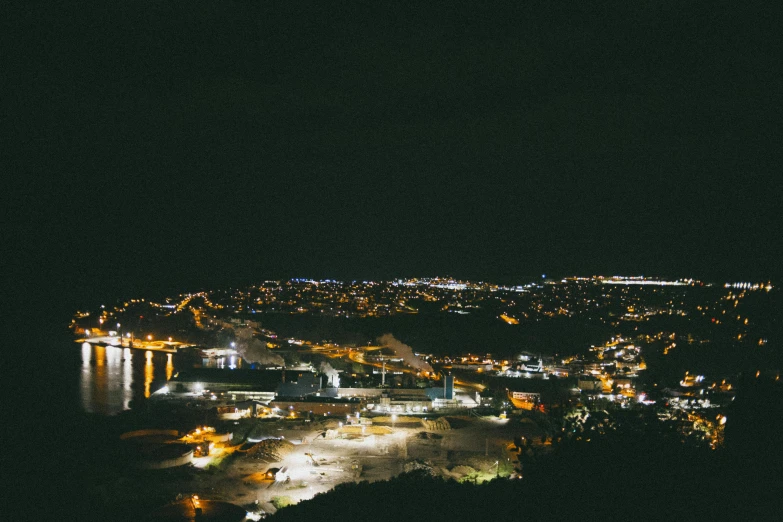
[
  {"xmin": 75, "ymin": 342, "xmax": 240, "ymax": 415},
  {"xmin": 77, "ymin": 343, "xmax": 178, "ymax": 414}
]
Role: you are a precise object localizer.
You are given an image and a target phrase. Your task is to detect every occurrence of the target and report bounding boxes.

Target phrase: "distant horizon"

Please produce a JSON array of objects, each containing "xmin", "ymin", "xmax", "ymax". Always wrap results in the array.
[
  {"xmin": 66, "ymin": 272, "xmax": 776, "ymax": 311},
  {"xmin": 7, "ymin": 0, "xmax": 780, "ymax": 334}
]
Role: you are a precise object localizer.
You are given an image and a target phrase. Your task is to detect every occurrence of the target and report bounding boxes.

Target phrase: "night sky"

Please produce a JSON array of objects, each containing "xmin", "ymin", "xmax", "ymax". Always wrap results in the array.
[{"xmin": 5, "ymin": 0, "xmax": 782, "ymax": 310}]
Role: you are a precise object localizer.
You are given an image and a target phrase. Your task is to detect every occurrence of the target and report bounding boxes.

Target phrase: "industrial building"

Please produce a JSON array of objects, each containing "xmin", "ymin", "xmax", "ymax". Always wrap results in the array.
[
  {"xmin": 321, "ymin": 375, "xmax": 477, "ymax": 412},
  {"xmin": 166, "ymin": 368, "xmax": 477, "ymax": 413},
  {"xmin": 170, "ymin": 368, "xmax": 323, "ymax": 402},
  {"xmin": 270, "ymin": 396, "xmax": 362, "ymax": 416},
  {"xmin": 170, "ymin": 368, "xmax": 281, "ymax": 400},
  {"xmin": 375, "ymin": 389, "xmax": 432, "ymax": 413},
  {"xmin": 276, "ymin": 371, "xmax": 322, "ymax": 397}
]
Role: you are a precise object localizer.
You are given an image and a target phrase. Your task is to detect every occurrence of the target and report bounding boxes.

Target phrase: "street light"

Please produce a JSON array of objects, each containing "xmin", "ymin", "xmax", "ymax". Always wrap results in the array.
[{"xmin": 190, "ymin": 495, "xmax": 202, "ymax": 517}]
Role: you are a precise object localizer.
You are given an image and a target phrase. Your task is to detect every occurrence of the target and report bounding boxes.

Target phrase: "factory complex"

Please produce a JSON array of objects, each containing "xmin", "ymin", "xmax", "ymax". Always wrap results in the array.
[{"xmin": 162, "ymin": 367, "xmax": 472, "ymax": 417}]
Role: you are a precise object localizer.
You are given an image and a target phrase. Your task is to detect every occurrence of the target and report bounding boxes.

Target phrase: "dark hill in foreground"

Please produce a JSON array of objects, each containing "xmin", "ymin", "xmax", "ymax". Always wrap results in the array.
[
  {"xmin": 269, "ymin": 376, "xmax": 783, "ymax": 521},
  {"xmin": 268, "ymin": 444, "xmax": 782, "ymax": 521}
]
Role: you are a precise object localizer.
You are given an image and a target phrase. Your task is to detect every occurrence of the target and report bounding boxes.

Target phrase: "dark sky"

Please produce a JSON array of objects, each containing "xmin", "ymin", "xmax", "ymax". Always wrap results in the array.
[{"xmin": 4, "ymin": 0, "xmax": 782, "ymax": 309}]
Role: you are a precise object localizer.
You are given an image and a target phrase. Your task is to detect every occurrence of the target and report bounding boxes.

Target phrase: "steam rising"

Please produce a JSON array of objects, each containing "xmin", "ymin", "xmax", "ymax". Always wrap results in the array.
[
  {"xmin": 319, "ymin": 361, "xmax": 340, "ymax": 388},
  {"xmin": 377, "ymin": 333, "xmax": 433, "ymax": 373},
  {"xmin": 233, "ymin": 327, "xmax": 285, "ymax": 367}
]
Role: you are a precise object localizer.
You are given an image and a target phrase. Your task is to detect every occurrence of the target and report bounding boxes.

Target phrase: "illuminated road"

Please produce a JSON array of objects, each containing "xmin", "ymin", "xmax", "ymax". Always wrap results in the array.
[
  {"xmin": 345, "ymin": 346, "xmax": 383, "ymax": 366},
  {"xmin": 190, "ymin": 307, "xmax": 206, "ymax": 329},
  {"xmin": 499, "ymin": 314, "xmax": 519, "ymax": 325},
  {"xmin": 77, "ymin": 336, "xmax": 185, "ymax": 353},
  {"xmin": 453, "ymin": 377, "xmax": 486, "ymax": 393}
]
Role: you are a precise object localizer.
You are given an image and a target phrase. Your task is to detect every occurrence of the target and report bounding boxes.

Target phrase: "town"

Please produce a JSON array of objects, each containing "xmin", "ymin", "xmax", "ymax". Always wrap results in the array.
[{"xmin": 71, "ymin": 275, "xmax": 779, "ymax": 519}]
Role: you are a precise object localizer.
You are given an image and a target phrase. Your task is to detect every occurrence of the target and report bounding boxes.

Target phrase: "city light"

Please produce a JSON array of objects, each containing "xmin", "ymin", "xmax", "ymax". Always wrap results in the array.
[{"xmin": 63, "ymin": 274, "xmax": 770, "ymax": 522}]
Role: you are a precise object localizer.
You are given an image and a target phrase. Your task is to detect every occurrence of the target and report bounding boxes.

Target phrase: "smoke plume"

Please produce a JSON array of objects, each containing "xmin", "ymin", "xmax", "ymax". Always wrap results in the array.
[
  {"xmin": 377, "ymin": 333, "xmax": 433, "ymax": 373},
  {"xmin": 233, "ymin": 327, "xmax": 285, "ymax": 367},
  {"xmin": 319, "ymin": 361, "xmax": 340, "ymax": 388}
]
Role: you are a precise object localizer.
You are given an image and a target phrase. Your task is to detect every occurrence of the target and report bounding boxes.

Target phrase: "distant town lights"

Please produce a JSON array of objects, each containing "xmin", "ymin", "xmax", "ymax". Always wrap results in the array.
[
  {"xmin": 602, "ymin": 278, "xmax": 686, "ymax": 286},
  {"xmin": 724, "ymin": 282, "xmax": 771, "ymax": 291}
]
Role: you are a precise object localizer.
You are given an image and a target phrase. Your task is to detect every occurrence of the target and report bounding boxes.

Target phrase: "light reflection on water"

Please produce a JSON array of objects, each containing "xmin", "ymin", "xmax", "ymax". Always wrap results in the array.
[
  {"xmin": 166, "ymin": 353, "xmax": 174, "ymax": 382},
  {"xmin": 79, "ymin": 343, "xmax": 185, "ymax": 415},
  {"xmin": 144, "ymin": 350, "xmax": 154, "ymax": 398},
  {"xmin": 123, "ymin": 348, "xmax": 132, "ymax": 409},
  {"xmin": 79, "ymin": 345, "xmax": 248, "ymax": 415}
]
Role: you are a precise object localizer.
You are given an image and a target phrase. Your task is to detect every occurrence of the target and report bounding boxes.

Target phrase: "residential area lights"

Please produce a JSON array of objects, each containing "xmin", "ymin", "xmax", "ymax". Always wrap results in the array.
[
  {"xmin": 67, "ymin": 270, "xmax": 781, "ymax": 520},
  {"xmin": 73, "ymin": 274, "xmax": 771, "ymax": 429},
  {"xmin": 73, "ymin": 275, "xmax": 775, "ymax": 333}
]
